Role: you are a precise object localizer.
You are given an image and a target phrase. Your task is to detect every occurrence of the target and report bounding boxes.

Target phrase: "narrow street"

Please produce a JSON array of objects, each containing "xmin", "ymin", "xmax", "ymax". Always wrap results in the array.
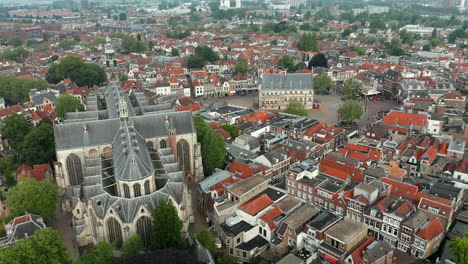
[
  {"xmin": 49, "ymin": 207, "xmax": 80, "ymax": 261},
  {"xmin": 188, "ymin": 184, "xmax": 209, "ymax": 234}
]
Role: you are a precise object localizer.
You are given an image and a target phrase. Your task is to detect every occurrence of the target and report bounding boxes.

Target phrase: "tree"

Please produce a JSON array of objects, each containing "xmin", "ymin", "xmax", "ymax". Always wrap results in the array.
[
  {"xmin": 148, "ymin": 40, "xmax": 154, "ymax": 51},
  {"xmin": 313, "ymin": 73, "xmax": 332, "ymax": 94},
  {"xmin": 4, "ymin": 168, "xmax": 17, "ymax": 187},
  {"xmin": 249, "ymin": 255, "xmax": 263, "ymax": 264},
  {"xmin": 119, "ymin": 12, "xmax": 127, "ymax": 20},
  {"xmin": 422, "ymin": 44, "xmax": 431, "ymax": 51},
  {"xmin": 0, "ymin": 47, "xmax": 30, "ymax": 62},
  {"xmin": 339, "ymin": 99, "xmax": 363, "ymax": 123},
  {"xmin": 308, "ymin": 53, "xmax": 328, "ymax": 69},
  {"xmin": 171, "ymin": 48, "xmax": 180, "ymax": 56},
  {"xmin": 196, "ymin": 229, "xmax": 216, "ymax": 253},
  {"xmin": 270, "ymin": 39, "xmax": 278, "ymax": 46},
  {"xmin": 194, "ymin": 46, "xmax": 219, "ymax": 63},
  {"xmin": 343, "ymin": 79, "xmax": 362, "ymax": 97},
  {"xmin": 75, "ymin": 241, "xmax": 114, "ymax": 264},
  {"xmin": 196, "ymin": 121, "xmax": 226, "ymax": 172},
  {"xmin": 233, "ymin": 59, "xmax": 248, "ymax": 75},
  {"xmin": 46, "ymin": 56, "xmax": 107, "ymax": 87},
  {"xmin": 220, "ymin": 124, "xmax": 239, "ymax": 139},
  {"xmin": 21, "ymin": 124, "xmax": 56, "ymax": 165},
  {"xmin": 187, "ymin": 55, "xmax": 205, "ymax": 69},
  {"xmin": 55, "ymin": 94, "xmax": 85, "ymax": 120},
  {"xmin": 151, "ymin": 200, "xmax": 186, "ymax": 250},
  {"xmin": 2, "ymin": 114, "xmax": 32, "ymax": 151},
  {"xmin": 0, "ymin": 228, "xmax": 70, "ymax": 264},
  {"xmin": 6, "ymin": 178, "xmax": 58, "ymax": 219},
  {"xmin": 122, "ymin": 235, "xmax": 143, "ymax": 257},
  {"xmin": 7, "ymin": 36, "xmax": 23, "ymax": 47},
  {"xmin": 284, "ymin": 99, "xmax": 307, "ymax": 116},
  {"xmin": 0, "ymin": 76, "xmax": 47, "ymax": 104},
  {"xmin": 448, "ymin": 28, "xmax": 467, "ymax": 44},
  {"xmin": 448, "ymin": 236, "xmax": 468, "ymax": 264},
  {"xmin": 49, "ymin": 54, "xmax": 59, "ymax": 62},
  {"xmin": 201, "ymin": 129, "xmax": 226, "ymax": 175},
  {"xmin": 120, "ymin": 74, "xmax": 128, "ymax": 83},
  {"xmin": 278, "ymin": 55, "xmax": 295, "ymax": 71},
  {"xmin": 217, "ymin": 255, "xmax": 236, "ymax": 264},
  {"xmin": 297, "ymin": 32, "xmax": 317, "ymax": 52},
  {"xmin": 121, "ymin": 35, "xmax": 146, "ymax": 53}
]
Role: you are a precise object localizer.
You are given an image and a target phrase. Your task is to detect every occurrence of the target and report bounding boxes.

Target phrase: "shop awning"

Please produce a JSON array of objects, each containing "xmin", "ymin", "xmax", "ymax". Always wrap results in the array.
[{"xmin": 323, "ymin": 254, "xmax": 339, "ymax": 264}]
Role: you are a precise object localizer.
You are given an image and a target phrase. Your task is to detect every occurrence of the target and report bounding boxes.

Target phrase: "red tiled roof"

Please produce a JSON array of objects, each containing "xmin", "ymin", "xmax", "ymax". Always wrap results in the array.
[
  {"xmin": 32, "ymin": 164, "xmax": 49, "ymax": 181},
  {"xmin": 382, "ymin": 111, "xmax": 427, "ymax": 127},
  {"xmin": 229, "ymin": 162, "xmax": 265, "ymax": 179},
  {"xmin": 260, "ymin": 207, "xmax": 282, "ymax": 229},
  {"xmin": 350, "ymin": 236, "xmax": 375, "ymax": 264},
  {"xmin": 239, "ymin": 194, "xmax": 273, "ymax": 216},
  {"xmin": 379, "ymin": 177, "xmax": 418, "ymax": 200},
  {"xmin": 416, "ymin": 218, "xmax": 444, "ymax": 241}
]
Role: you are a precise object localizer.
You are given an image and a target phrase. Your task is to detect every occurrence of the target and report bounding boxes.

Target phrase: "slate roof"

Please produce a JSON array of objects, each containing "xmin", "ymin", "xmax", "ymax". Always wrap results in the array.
[
  {"xmin": 59, "ymin": 82, "xmax": 189, "ymax": 223},
  {"xmin": 261, "ymin": 73, "xmax": 313, "ymax": 91}
]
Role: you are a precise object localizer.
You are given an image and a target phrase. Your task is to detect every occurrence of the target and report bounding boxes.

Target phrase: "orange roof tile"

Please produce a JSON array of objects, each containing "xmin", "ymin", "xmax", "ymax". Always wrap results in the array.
[
  {"xmin": 239, "ymin": 194, "xmax": 273, "ymax": 216},
  {"xmin": 260, "ymin": 207, "xmax": 282, "ymax": 229},
  {"xmin": 379, "ymin": 177, "xmax": 418, "ymax": 200},
  {"xmin": 350, "ymin": 236, "xmax": 375, "ymax": 264},
  {"xmin": 416, "ymin": 218, "xmax": 444, "ymax": 241}
]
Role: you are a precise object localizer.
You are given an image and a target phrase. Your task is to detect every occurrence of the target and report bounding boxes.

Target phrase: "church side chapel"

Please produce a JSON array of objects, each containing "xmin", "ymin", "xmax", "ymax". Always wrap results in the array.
[{"xmin": 54, "ymin": 81, "xmax": 203, "ymax": 247}]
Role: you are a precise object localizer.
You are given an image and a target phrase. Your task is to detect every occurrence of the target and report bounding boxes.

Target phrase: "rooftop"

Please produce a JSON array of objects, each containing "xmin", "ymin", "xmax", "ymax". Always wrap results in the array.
[{"xmin": 325, "ymin": 218, "xmax": 367, "ymax": 244}]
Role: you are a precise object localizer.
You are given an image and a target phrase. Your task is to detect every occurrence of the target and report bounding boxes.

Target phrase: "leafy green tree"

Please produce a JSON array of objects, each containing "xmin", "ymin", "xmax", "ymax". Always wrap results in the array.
[
  {"xmin": 171, "ymin": 48, "xmax": 180, "ymax": 56},
  {"xmin": 353, "ymin": 47, "xmax": 366, "ymax": 55},
  {"xmin": 449, "ymin": 236, "xmax": 468, "ymax": 264},
  {"xmin": 6, "ymin": 178, "xmax": 58, "ymax": 219},
  {"xmin": 58, "ymin": 39, "xmax": 79, "ymax": 49},
  {"xmin": 0, "ymin": 228, "xmax": 70, "ymax": 264},
  {"xmin": 194, "ymin": 46, "xmax": 219, "ymax": 63},
  {"xmin": 120, "ymin": 74, "xmax": 128, "ymax": 83},
  {"xmin": 430, "ymin": 37, "xmax": 443, "ymax": 47},
  {"xmin": 151, "ymin": 200, "xmax": 186, "ymax": 250},
  {"xmin": 21, "ymin": 124, "xmax": 56, "ymax": 165},
  {"xmin": 4, "ymin": 168, "xmax": 17, "ymax": 187},
  {"xmin": 196, "ymin": 229, "xmax": 216, "ymax": 253},
  {"xmin": 49, "ymin": 54, "xmax": 59, "ymax": 62},
  {"xmin": 0, "ymin": 76, "xmax": 47, "ymax": 104},
  {"xmin": 217, "ymin": 254, "xmax": 236, "ymax": 264},
  {"xmin": 284, "ymin": 99, "xmax": 307, "ymax": 116},
  {"xmin": 201, "ymin": 129, "xmax": 225, "ymax": 175},
  {"xmin": 187, "ymin": 55, "xmax": 205, "ymax": 69},
  {"xmin": 278, "ymin": 55, "xmax": 295, "ymax": 71},
  {"xmin": 122, "ymin": 234, "xmax": 143, "ymax": 257},
  {"xmin": 220, "ymin": 124, "xmax": 239, "ymax": 139},
  {"xmin": 2, "ymin": 114, "xmax": 32, "ymax": 151},
  {"xmin": 308, "ymin": 53, "xmax": 328, "ymax": 68},
  {"xmin": 343, "ymin": 79, "xmax": 362, "ymax": 97},
  {"xmin": 46, "ymin": 56, "xmax": 107, "ymax": 87},
  {"xmin": 194, "ymin": 116, "xmax": 210, "ymax": 142},
  {"xmin": 148, "ymin": 40, "xmax": 154, "ymax": 51},
  {"xmin": 297, "ymin": 32, "xmax": 317, "ymax": 52},
  {"xmin": 249, "ymin": 255, "xmax": 263, "ymax": 264},
  {"xmin": 339, "ymin": 99, "xmax": 363, "ymax": 123},
  {"xmin": 55, "ymin": 94, "xmax": 85, "ymax": 120},
  {"xmin": 233, "ymin": 59, "xmax": 248, "ymax": 75},
  {"xmin": 422, "ymin": 44, "xmax": 431, "ymax": 51},
  {"xmin": 0, "ymin": 47, "xmax": 30, "ymax": 62},
  {"xmin": 448, "ymin": 28, "xmax": 467, "ymax": 43},
  {"xmin": 295, "ymin": 61, "xmax": 306, "ymax": 70},
  {"xmin": 7, "ymin": 36, "xmax": 23, "ymax": 47},
  {"xmin": 75, "ymin": 241, "xmax": 114, "ymax": 264},
  {"xmin": 313, "ymin": 73, "xmax": 332, "ymax": 94},
  {"xmin": 121, "ymin": 35, "xmax": 146, "ymax": 53},
  {"xmin": 270, "ymin": 39, "xmax": 278, "ymax": 46}
]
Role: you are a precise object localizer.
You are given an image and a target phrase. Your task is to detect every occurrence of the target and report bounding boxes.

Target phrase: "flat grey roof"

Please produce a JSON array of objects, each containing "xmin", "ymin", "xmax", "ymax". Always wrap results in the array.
[{"xmin": 325, "ymin": 218, "xmax": 367, "ymax": 244}]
